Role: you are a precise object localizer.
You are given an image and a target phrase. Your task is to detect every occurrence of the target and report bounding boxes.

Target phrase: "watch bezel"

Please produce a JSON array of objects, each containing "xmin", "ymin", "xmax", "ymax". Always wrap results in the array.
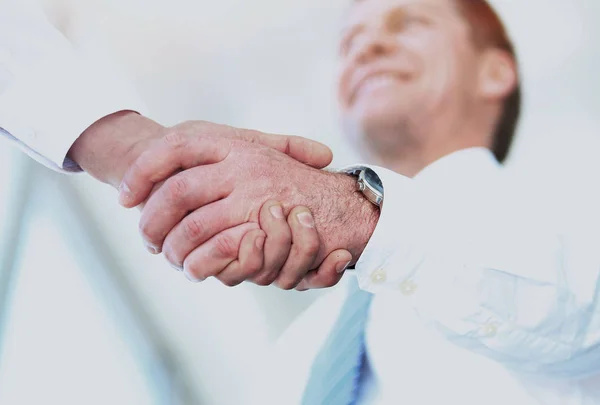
[{"xmin": 357, "ymin": 168, "xmax": 383, "ymax": 207}]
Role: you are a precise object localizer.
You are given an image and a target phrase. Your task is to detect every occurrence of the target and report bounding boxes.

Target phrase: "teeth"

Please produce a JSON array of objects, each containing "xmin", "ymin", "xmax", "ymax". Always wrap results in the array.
[{"xmin": 356, "ymin": 75, "xmax": 397, "ymax": 97}]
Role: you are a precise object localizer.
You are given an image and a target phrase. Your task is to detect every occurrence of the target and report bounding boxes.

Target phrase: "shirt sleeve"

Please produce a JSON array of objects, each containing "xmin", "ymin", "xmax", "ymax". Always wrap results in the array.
[
  {"xmin": 344, "ymin": 164, "xmax": 600, "ymax": 378},
  {"xmin": 0, "ymin": 0, "xmax": 147, "ymax": 173}
]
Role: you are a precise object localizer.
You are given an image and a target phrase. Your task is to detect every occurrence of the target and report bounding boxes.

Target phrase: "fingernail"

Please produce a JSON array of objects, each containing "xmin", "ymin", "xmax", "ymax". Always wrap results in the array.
[
  {"xmin": 255, "ymin": 236, "xmax": 265, "ymax": 250},
  {"xmin": 171, "ymin": 263, "xmax": 183, "ymax": 272},
  {"xmin": 336, "ymin": 260, "xmax": 352, "ymax": 274},
  {"xmin": 118, "ymin": 182, "xmax": 133, "ymax": 206},
  {"xmin": 297, "ymin": 212, "xmax": 315, "ymax": 228},
  {"xmin": 269, "ymin": 205, "xmax": 284, "ymax": 219},
  {"xmin": 145, "ymin": 243, "xmax": 160, "ymax": 254}
]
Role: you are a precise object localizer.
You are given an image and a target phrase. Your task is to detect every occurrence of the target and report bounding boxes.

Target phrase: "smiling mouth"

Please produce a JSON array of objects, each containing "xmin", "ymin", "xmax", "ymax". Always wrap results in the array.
[{"xmin": 351, "ymin": 73, "xmax": 404, "ymax": 103}]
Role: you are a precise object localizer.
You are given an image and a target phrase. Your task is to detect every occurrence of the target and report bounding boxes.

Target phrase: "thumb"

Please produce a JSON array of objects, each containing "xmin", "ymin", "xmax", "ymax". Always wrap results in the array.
[
  {"xmin": 296, "ymin": 249, "xmax": 353, "ymax": 291},
  {"xmin": 282, "ymin": 135, "xmax": 333, "ymax": 169}
]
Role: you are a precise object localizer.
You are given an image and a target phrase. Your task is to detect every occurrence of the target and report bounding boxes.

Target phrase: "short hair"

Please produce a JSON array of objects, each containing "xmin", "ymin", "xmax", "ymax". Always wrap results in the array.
[
  {"xmin": 351, "ymin": 0, "xmax": 521, "ymax": 162},
  {"xmin": 453, "ymin": 0, "xmax": 521, "ymax": 162}
]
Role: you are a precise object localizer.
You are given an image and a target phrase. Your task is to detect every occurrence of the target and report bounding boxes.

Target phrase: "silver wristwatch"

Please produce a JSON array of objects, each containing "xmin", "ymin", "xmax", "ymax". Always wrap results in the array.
[{"xmin": 347, "ymin": 167, "xmax": 383, "ymax": 207}]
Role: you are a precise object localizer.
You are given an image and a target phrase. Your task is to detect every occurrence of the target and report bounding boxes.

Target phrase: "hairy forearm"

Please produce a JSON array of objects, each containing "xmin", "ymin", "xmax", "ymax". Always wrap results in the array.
[
  {"xmin": 283, "ymin": 171, "xmax": 379, "ymax": 265},
  {"xmin": 322, "ymin": 172, "xmax": 379, "ymax": 263},
  {"xmin": 68, "ymin": 111, "xmax": 164, "ymax": 187}
]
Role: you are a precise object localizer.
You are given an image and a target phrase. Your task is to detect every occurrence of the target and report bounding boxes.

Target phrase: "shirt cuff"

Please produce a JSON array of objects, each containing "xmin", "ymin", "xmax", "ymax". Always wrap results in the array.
[
  {"xmin": 338, "ymin": 165, "xmax": 422, "ymax": 294},
  {"xmin": 0, "ymin": 51, "xmax": 147, "ymax": 173}
]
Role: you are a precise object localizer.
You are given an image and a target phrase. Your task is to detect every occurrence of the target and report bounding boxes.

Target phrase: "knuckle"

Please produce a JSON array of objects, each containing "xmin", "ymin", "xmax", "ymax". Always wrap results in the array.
[
  {"xmin": 243, "ymin": 262, "xmax": 263, "ymax": 279},
  {"xmin": 178, "ymin": 120, "xmax": 195, "ymax": 129},
  {"xmin": 275, "ymin": 277, "xmax": 297, "ymax": 291},
  {"xmin": 252, "ymin": 271, "xmax": 277, "ymax": 286},
  {"xmin": 281, "ymin": 136, "xmax": 291, "ymax": 156},
  {"xmin": 221, "ymin": 277, "xmax": 243, "ymax": 287},
  {"xmin": 270, "ymin": 228, "xmax": 292, "ymax": 246},
  {"xmin": 238, "ymin": 255, "xmax": 259, "ymax": 275},
  {"xmin": 165, "ymin": 175, "xmax": 189, "ymax": 202},
  {"xmin": 162, "ymin": 130, "xmax": 188, "ymax": 149},
  {"xmin": 250, "ymin": 259, "xmax": 265, "ymax": 275},
  {"xmin": 231, "ymin": 126, "xmax": 248, "ymax": 141},
  {"xmin": 128, "ymin": 154, "xmax": 146, "ymax": 178},
  {"xmin": 213, "ymin": 234, "xmax": 238, "ymax": 258},
  {"xmin": 185, "ymin": 263, "xmax": 205, "ymax": 281},
  {"xmin": 253, "ymin": 278, "xmax": 270, "ymax": 287},
  {"xmin": 162, "ymin": 244, "xmax": 182, "ymax": 267},
  {"xmin": 237, "ymin": 128, "xmax": 262, "ymax": 144},
  {"xmin": 183, "ymin": 217, "xmax": 206, "ymax": 241},
  {"xmin": 139, "ymin": 219, "xmax": 157, "ymax": 243}
]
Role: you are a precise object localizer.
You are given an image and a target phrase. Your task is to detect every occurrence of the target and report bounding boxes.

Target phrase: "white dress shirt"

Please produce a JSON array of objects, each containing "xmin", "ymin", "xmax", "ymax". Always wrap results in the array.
[
  {"xmin": 0, "ymin": 0, "xmax": 145, "ymax": 172},
  {"xmin": 353, "ymin": 148, "xmax": 600, "ymax": 404}
]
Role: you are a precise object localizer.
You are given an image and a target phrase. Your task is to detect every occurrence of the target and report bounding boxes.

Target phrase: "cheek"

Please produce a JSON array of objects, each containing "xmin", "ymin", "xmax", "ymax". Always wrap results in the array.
[
  {"xmin": 430, "ymin": 55, "xmax": 456, "ymax": 97},
  {"xmin": 397, "ymin": 33, "xmax": 434, "ymax": 74},
  {"xmin": 337, "ymin": 66, "xmax": 353, "ymax": 109},
  {"xmin": 404, "ymin": 37, "xmax": 462, "ymax": 103}
]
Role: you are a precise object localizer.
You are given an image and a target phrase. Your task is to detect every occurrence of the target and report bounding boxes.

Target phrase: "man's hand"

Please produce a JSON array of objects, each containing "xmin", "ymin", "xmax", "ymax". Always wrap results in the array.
[
  {"xmin": 68, "ymin": 112, "xmax": 334, "ymax": 190},
  {"xmin": 68, "ymin": 111, "xmax": 345, "ymax": 288},
  {"xmin": 121, "ymin": 134, "xmax": 379, "ymax": 287}
]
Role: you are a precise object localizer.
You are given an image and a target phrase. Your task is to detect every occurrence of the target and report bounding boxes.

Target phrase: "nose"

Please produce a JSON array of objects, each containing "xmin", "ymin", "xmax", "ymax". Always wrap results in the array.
[{"xmin": 354, "ymin": 32, "xmax": 398, "ymax": 65}]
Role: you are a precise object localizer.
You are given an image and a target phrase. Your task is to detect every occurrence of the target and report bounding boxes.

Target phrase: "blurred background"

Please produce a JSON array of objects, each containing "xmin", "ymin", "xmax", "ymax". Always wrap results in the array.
[{"xmin": 0, "ymin": 0, "xmax": 598, "ymax": 403}]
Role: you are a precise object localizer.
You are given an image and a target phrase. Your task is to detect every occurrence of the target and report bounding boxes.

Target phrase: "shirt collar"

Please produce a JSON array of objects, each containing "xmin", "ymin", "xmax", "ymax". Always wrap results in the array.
[{"xmin": 413, "ymin": 147, "xmax": 500, "ymax": 185}]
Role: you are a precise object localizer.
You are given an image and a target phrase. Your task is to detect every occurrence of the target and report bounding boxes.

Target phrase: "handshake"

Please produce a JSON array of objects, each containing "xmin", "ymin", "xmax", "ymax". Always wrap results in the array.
[{"xmin": 70, "ymin": 112, "xmax": 379, "ymax": 291}]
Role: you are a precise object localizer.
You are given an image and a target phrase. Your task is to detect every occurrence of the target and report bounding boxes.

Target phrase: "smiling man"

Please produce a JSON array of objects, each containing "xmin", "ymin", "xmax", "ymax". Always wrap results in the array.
[{"xmin": 337, "ymin": 0, "xmax": 519, "ymax": 174}]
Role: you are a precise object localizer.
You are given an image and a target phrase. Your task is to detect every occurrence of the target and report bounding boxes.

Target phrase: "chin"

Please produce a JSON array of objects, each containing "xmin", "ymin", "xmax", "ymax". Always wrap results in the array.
[
  {"xmin": 352, "ymin": 92, "xmax": 409, "ymax": 122},
  {"xmin": 341, "ymin": 100, "xmax": 411, "ymax": 157},
  {"xmin": 353, "ymin": 103, "xmax": 409, "ymax": 135}
]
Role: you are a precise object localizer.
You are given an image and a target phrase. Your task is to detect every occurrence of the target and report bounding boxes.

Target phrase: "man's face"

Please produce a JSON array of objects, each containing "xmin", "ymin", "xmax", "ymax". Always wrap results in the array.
[{"xmin": 338, "ymin": 0, "xmax": 479, "ymax": 143}]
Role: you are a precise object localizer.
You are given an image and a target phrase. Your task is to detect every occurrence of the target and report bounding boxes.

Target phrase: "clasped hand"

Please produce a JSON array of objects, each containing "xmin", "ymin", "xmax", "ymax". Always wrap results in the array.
[{"xmin": 115, "ymin": 121, "xmax": 377, "ymax": 291}]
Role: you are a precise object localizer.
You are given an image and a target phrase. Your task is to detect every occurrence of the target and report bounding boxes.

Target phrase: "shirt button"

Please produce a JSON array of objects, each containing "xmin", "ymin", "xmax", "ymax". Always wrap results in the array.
[
  {"xmin": 399, "ymin": 280, "xmax": 418, "ymax": 296},
  {"xmin": 370, "ymin": 269, "xmax": 387, "ymax": 284},
  {"xmin": 481, "ymin": 323, "xmax": 499, "ymax": 337}
]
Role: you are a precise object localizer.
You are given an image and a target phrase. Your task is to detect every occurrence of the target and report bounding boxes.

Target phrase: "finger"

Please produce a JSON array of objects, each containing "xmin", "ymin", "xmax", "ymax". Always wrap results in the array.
[
  {"xmin": 216, "ymin": 229, "xmax": 266, "ymax": 287},
  {"xmin": 234, "ymin": 128, "xmax": 333, "ymax": 169},
  {"xmin": 296, "ymin": 249, "xmax": 352, "ymax": 291},
  {"xmin": 273, "ymin": 207, "xmax": 321, "ymax": 290},
  {"xmin": 119, "ymin": 132, "xmax": 232, "ymax": 208},
  {"xmin": 138, "ymin": 166, "xmax": 231, "ymax": 253},
  {"xmin": 182, "ymin": 222, "xmax": 259, "ymax": 282},
  {"xmin": 250, "ymin": 200, "xmax": 292, "ymax": 286},
  {"xmin": 162, "ymin": 198, "xmax": 243, "ymax": 266}
]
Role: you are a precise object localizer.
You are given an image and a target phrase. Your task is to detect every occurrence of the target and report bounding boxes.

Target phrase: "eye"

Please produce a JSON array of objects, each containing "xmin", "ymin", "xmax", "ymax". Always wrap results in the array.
[
  {"xmin": 389, "ymin": 16, "xmax": 406, "ymax": 31},
  {"xmin": 387, "ymin": 10, "xmax": 426, "ymax": 33}
]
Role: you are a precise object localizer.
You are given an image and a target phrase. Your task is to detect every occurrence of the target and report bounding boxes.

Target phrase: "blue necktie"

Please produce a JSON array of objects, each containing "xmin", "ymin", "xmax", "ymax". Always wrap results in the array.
[{"xmin": 301, "ymin": 277, "xmax": 374, "ymax": 405}]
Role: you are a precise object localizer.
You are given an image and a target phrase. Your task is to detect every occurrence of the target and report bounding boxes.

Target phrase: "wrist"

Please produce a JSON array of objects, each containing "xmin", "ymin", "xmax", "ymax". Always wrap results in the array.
[
  {"xmin": 339, "ymin": 173, "xmax": 380, "ymax": 263},
  {"xmin": 68, "ymin": 111, "xmax": 164, "ymax": 187},
  {"xmin": 317, "ymin": 172, "xmax": 380, "ymax": 264}
]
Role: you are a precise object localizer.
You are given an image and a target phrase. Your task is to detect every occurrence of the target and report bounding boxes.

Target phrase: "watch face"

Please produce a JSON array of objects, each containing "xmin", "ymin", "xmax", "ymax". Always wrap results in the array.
[{"xmin": 364, "ymin": 168, "xmax": 383, "ymax": 194}]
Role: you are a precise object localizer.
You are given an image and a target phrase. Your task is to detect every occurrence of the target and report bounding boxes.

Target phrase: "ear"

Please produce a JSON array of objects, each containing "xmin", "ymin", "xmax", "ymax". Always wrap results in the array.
[{"xmin": 477, "ymin": 49, "xmax": 517, "ymax": 101}]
